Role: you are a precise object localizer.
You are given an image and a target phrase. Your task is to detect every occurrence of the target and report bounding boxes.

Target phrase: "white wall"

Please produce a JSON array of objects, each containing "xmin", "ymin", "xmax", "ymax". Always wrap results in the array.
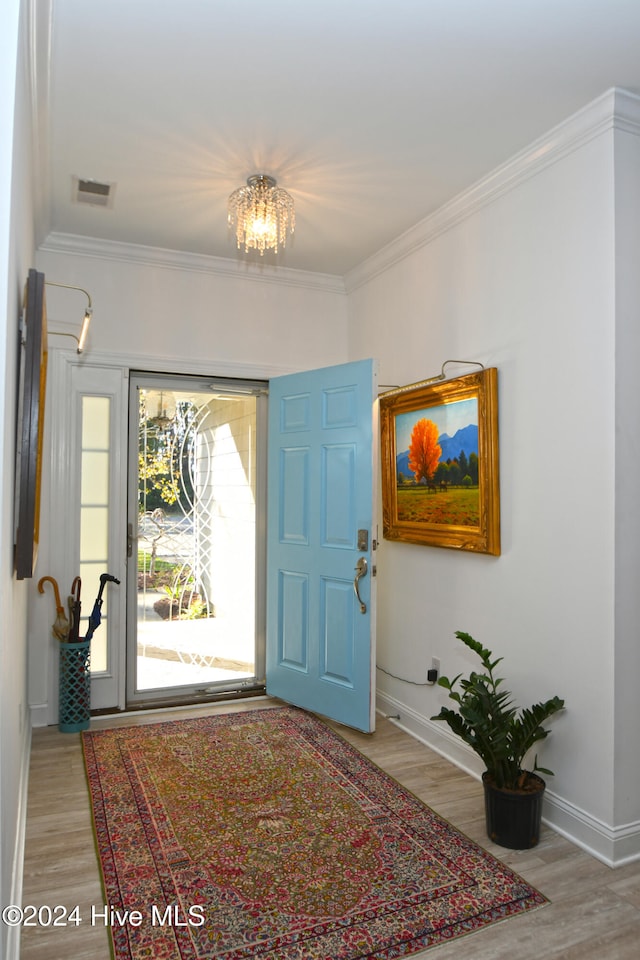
[
  {"xmin": 36, "ymin": 240, "xmax": 348, "ymax": 372},
  {"xmin": 205, "ymin": 397, "xmax": 257, "ymax": 644},
  {"xmin": 347, "ymin": 90, "xmax": 639, "ymax": 865},
  {"xmin": 1, "ymin": 0, "xmax": 37, "ymax": 955}
]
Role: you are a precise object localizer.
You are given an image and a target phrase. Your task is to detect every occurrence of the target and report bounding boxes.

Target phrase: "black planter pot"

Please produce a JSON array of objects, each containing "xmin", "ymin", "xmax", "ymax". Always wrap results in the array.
[{"xmin": 482, "ymin": 771, "xmax": 546, "ymax": 849}]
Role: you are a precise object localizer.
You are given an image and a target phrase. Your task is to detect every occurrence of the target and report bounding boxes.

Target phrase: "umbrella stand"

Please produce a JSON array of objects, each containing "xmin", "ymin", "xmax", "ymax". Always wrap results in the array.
[
  {"xmin": 58, "ymin": 636, "xmax": 91, "ymax": 733},
  {"xmin": 38, "ymin": 573, "xmax": 89, "ymax": 733},
  {"xmin": 50, "ymin": 571, "xmax": 120, "ymax": 733}
]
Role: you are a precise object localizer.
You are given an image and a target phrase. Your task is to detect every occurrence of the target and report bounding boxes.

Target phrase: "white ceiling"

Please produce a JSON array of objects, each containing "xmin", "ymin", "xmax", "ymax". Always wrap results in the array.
[{"xmin": 42, "ymin": 0, "xmax": 640, "ymax": 277}]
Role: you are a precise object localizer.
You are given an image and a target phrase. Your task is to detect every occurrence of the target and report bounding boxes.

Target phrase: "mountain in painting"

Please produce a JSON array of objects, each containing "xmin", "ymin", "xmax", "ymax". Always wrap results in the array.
[
  {"xmin": 438, "ymin": 424, "xmax": 478, "ymax": 462},
  {"xmin": 396, "ymin": 424, "xmax": 478, "ymax": 477}
]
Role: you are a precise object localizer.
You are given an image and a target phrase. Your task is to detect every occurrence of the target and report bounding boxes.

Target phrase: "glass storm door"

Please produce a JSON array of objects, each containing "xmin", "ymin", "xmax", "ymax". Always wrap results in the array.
[
  {"xmin": 266, "ymin": 359, "xmax": 378, "ymax": 733},
  {"xmin": 126, "ymin": 373, "xmax": 267, "ymax": 706}
]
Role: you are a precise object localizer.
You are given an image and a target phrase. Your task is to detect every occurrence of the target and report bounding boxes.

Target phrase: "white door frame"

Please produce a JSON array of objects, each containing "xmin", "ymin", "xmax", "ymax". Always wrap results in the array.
[{"xmin": 40, "ymin": 349, "xmax": 294, "ymax": 722}]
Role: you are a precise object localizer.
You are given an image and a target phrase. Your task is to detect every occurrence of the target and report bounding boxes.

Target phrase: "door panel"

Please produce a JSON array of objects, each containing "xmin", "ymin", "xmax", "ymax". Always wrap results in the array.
[{"xmin": 266, "ymin": 359, "xmax": 377, "ymax": 732}]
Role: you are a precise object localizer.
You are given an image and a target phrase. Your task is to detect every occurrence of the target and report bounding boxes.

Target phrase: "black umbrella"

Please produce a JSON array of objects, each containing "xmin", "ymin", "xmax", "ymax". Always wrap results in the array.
[{"xmin": 85, "ymin": 574, "xmax": 120, "ymax": 642}]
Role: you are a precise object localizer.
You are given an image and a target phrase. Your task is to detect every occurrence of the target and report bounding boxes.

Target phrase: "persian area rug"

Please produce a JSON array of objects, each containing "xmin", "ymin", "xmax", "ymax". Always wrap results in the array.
[{"xmin": 82, "ymin": 706, "xmax": 547, "ymax": 960}]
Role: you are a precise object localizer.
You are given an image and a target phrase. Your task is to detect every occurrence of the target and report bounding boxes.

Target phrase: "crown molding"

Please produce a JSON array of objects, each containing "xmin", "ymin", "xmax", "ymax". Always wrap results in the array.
[
  {"xmin": 345, "ymin": 87, "xmax": 640, "ymax": 294},
  {"xmin": 38, "ymin": 89, "xmax": 640, "ymax": 299},
  {"xmin": 611, "ymin": 85, "xmax": 640, "ymax": 135},
  {"xmin": 38, "ymin": 232, "xmax": 346, "ymax": 295}
]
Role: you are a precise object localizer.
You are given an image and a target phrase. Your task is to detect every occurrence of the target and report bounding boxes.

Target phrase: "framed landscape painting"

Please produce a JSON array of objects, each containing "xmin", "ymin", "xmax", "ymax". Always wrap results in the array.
[{"xmin": 380, "ymin": 368, "xmax": 500, "ymax": 555}]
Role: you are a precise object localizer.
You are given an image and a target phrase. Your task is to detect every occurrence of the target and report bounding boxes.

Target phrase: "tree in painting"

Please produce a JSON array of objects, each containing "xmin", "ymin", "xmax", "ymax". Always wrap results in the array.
[{"xmin": 408, "ymin": 418, "xmax": 442, "ymax": 484}]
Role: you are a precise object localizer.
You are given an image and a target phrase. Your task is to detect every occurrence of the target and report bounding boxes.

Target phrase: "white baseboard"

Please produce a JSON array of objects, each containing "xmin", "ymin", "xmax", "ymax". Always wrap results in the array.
[
  {"xmin": 6, "ymin": 717, "xmax": 32, "ymax": 960},
  {"xmin": 376, "ymin": 689, "xmax": 640, "ymax": 869},
  {"xmin": 542, "ymin": 790, "xmax": 640, "ymax": 868},
  {"xmin": 376, "ymin": 689, "xmax": 485, "ymax": 779},
  {"xmin": 29, "ymin": 702, "xmax": 50, "ymax": 728}
]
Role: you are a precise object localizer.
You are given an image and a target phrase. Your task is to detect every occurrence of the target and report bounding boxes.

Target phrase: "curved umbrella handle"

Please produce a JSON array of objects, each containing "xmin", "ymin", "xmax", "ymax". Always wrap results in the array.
[{"xmin": 37, "ymin": 575, "xmax": 64, "ymax": 614}]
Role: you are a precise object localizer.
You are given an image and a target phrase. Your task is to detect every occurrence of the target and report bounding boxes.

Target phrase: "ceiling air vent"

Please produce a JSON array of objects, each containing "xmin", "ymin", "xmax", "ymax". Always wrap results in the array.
[{"xmin": 72, "ymin": 176, "xmax": 115, "ymax": 208}]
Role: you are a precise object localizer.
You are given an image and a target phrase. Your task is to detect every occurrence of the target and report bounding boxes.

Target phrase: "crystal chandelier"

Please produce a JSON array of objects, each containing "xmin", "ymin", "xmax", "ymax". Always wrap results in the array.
[{"xmin": 227, "ymin": 174, "xmax": 295, "ymax": 255}]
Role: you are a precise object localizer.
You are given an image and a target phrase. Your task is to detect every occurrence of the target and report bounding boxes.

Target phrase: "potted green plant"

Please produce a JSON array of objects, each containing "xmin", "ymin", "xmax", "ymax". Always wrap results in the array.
[{"xmin": 431, "ymin": 631, "xmax": 564, "ymax": 849}]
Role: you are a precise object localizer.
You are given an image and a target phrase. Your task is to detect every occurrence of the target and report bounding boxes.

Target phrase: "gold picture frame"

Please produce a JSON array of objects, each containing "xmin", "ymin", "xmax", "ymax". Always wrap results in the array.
[{"xmin": 380, "ymin": 368, "xmax": 500, "ymax": 555}]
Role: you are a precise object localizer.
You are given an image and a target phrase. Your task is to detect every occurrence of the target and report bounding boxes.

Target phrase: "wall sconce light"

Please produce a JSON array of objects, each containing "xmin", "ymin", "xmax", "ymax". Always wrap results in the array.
[
  {"xmin": 44, "ymin": 281, "xmax": 93, "ymax": 353},
  {"xmin": 379, "ymin": 361, "xmax": 486, "ymax": 398}
]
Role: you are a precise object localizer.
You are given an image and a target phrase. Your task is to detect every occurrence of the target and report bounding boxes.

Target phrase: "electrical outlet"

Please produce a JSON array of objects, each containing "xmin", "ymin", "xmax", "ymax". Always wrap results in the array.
[{"xmin": 427, "ymin": 657, "xmax": 440, "ymax": 684}]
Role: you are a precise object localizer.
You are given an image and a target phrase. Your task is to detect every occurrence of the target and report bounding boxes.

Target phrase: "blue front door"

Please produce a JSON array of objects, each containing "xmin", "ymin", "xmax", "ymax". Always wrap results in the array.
[{"xmin": 266, "ymin": 359, "xmax": 377, "ymax": 733}]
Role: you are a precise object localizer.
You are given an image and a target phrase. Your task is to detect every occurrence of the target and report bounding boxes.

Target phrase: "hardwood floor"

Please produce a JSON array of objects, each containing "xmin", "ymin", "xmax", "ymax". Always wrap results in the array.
[{"xmin": 20, "ymin": 700, "xmax": 640, "ymax": 959}]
